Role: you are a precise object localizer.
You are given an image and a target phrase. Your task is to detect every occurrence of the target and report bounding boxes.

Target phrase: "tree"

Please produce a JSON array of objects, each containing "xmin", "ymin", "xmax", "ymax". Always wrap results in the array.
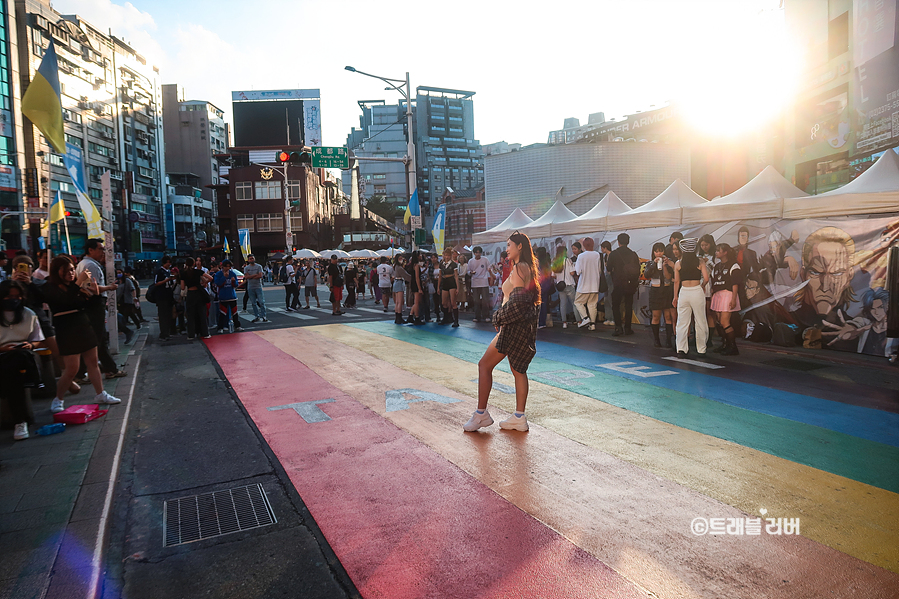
[{"xmin": 364, "ymin": 195, "xmax": 401, "ymax": 221}]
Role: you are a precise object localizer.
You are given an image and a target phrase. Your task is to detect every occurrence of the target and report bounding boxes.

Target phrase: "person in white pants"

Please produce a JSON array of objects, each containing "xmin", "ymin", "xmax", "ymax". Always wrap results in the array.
[
  {"xmin": 572, "ymin": 237, "xmax": 602, "ymax": 331},
  {"xmin": 672, "ymin": 238, "xmax": 710, "ymax": 357}
]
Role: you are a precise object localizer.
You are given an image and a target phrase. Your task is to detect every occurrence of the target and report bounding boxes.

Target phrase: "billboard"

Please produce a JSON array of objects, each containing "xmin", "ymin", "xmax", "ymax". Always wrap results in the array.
[
  {"xmin": 232, "ymin": 100, "xmax": 305, "ymax": 148},
  {"xmin": 853, "ymin": 0, "xmax": 899, "ymax": 154},
  {"xmin": 232, "ymin": 89, "xmax": 319, "ymax": 102}
]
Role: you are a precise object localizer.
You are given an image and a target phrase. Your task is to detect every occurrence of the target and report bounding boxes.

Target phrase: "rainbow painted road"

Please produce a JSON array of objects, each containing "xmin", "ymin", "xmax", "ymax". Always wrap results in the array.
[{"xmin": 206, "ymin": 323, "xmax": 899, "ymax": 599}]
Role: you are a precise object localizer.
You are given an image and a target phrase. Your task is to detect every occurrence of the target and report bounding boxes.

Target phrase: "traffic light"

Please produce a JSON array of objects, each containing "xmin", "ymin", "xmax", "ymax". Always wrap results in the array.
[
  {"xmin": 278, "ymin": 149, "xmax": 312, "ymax": 165},
  {"xmin": 64, "ymin": 211, "xmax": 71, "ymax": 217}
]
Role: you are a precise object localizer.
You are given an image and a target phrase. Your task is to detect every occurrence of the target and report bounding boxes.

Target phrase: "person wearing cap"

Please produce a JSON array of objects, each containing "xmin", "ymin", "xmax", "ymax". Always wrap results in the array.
[
  {"xmin": 672, "ymin": 237, "xmax": 710, "ymax": 357},
  {"xmin": 213, "ymin": 260, "xmax": 242, "ymax": 333},
  {"xmin": 326, "ymin": 255, "xmax": 345, "ymax": 315},
  {"xmin": 607, "ymin": 233, "xmax": 641, "ymax": 336}
]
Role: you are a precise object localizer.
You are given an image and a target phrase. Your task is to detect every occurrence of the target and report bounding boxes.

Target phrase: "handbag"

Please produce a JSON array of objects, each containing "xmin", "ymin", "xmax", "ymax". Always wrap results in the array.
[
  {"xmin": 555, "ymin": 280, "xmax": 566, "ymax": 292},
  {"xmin": 53, "ymin": 403, "xmax": 108, "ymax": 424},
  {"xmin": 145, "ymin": 283, "xmax": 158, "ymax": 304}
]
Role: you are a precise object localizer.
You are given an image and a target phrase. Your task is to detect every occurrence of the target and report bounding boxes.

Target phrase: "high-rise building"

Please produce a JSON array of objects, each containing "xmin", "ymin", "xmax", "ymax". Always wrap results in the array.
[
  {"xmin": 414, "ymin": 86, "xmax": 483, "ymax": 226},
  {"xmin": 161, "ymin": 84, "xmax": 226, "ymax": 202},
  {"xmin": 15, "ymin": 0, "xmax": 166, "ymax": 258},
  {"xmin": 342, "ymin": 100, "xmax": 408, "ymax": 221},
  {"xmin": 0, "ymin": 0, "xmax": 23, "ymax": 252}
]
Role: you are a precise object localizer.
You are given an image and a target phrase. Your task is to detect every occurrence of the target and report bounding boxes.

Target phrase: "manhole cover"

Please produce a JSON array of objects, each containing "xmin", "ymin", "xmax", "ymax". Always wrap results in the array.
[
  {"xmin": 164, "ymin": 483, "xmax": 276, "ymax": 547},
  {"xmin": 761, "ymin": 358, "xmax": 828, "ymax": 372}
]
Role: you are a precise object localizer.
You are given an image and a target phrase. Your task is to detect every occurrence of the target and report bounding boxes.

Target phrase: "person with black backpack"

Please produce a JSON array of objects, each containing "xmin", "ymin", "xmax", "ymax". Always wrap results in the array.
[
  {"xmin": 280, "ymin": 257, "xmax": 300, "ymax": 312},
  {"xmin": 607, "ymin": 233, "xmax": 641, "ymax": 336}
]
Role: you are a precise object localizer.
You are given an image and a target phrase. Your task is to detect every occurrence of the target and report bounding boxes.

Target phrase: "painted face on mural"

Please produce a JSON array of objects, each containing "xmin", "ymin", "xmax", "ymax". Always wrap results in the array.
[
  {"xmin": 805, "ymin": 241, "xmax": 853, "ymax": 315},
  {"xmin": 738, "ymin": 231, "xmax": 749, "ymax": 247},
  {"xmin": 870, "ymin": 298, "xmax": 887, "ymax": 324}
]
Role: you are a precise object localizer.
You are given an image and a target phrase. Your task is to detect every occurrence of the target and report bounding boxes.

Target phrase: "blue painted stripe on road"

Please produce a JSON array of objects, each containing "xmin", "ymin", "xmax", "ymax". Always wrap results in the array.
[{"xmin": 350, "ymin": 321, "xmax": 899, "ymax": 448}]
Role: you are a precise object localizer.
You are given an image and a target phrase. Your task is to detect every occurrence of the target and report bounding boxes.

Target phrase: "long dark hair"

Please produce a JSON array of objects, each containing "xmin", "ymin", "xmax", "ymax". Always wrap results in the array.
[
  {"xmin": 0, "ymin": 280, "xmax": 27, "ymax": 326},
  {"xmin": 716, "ymin": 243, "xmax": 736, "ymax": 264},
  {"xmin": 699, "ymin": 234, "xmax": 716, "ymax": 257},
  {"xmin": 508, "ymin": 231, "xmax": 541, "ymax": 305},
  {"xmin": 49, "ymin": 255, "xmax": 75, "ymax": 286},
  {"xmin": 680, "ymin": 248, "xmax": 700, "ymax": 274}
]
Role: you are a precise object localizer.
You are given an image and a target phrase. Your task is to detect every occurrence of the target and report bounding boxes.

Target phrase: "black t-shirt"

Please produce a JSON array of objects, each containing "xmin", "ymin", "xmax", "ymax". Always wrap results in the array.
[
  {"xmin": 181, "ymin": 268, "xmax": 204, "ymax": 289},
  {"xmin": 345, "ymin": 267, "xmax": 357, "ymax": 288},
  {"xmin": 711, "ymin": 262, "xmax": 743, "ymax": 294},
  {"xmin": 327, "ymin": 263, "xmax": 343, "ymax": 286}
]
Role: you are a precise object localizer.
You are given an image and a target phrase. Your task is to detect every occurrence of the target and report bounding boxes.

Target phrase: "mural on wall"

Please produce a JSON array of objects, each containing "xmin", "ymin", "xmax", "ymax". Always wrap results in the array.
[{"xmin": 482, "ymin": 215, "xmax": 898, "ymax": 358}]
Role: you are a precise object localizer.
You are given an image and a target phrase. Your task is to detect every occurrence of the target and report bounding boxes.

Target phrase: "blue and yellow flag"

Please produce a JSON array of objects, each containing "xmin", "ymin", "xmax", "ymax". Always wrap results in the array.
[
  {"xmin": 238, "ymin": 228, "xmax": 251, "ymax": 259},
  {"xmin": 21, "ymin": 40, "xmax": 65, "ymax": 153},
  {"xmin": 223, "ymin": 237, "xmax": 230, "ymax": 254},
  {"xmin": 49, "ymin": 190, "xmax": 65, "ymax": 223},
  {"xmin": 432, "ymin": 204, "xmax": 446, "ymax": 255},
  {"xmin": 403, "ymin": 188, "xmax": 420, "ymax": 225}
]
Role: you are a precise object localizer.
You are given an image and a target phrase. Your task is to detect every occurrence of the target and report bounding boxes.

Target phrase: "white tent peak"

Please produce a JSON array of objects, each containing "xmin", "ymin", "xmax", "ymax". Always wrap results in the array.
[
  {"xmin": 630, "ymin": 179, "xmax": 707, "ymax": 213},
  {"xmin": 522, "ymin": 201, "xmax": 578, "ymax": 229},
  {"xmin": 711, "ymin": 165, "xmax": 808, "ymax": 205},
  {"xmin": 816, "ymin": 149, "xmax": 899, "ymax": 196},
  {"xmin": 555, "ymin": 185, "xmax": 607, "ymax": 205},
  {"xmin": 576, "ymin": 191, "xmax": 632, "ymax": 220},
  {"xmin": 483, "ymin": 207, "xmax": 533, "ymax": 233}
]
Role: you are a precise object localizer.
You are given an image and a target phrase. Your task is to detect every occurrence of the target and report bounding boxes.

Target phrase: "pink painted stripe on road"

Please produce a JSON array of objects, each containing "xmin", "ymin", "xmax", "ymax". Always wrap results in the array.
[{"xmin": 206, "ymin": 332, "xmax": 646, "ymax": 599}]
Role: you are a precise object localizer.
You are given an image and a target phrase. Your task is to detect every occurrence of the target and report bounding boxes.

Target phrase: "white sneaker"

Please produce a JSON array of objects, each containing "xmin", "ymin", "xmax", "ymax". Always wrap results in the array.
[
  {"xmin": 577, "ymin": 318, "xmax": 591, "ymax": 328},
  {"xmin": 588, "ymin": 324, "xmax": 596, "ymax": 331},
  {"xmin": 14, "ymin": 422, "xmax": 29, "ymax": 440},
  {"xmin": 499, "ymin": 413, "xmax": 529, "ymax": 431},
  {"xmin": 50, "ymin": 398, "xmax": 65, "ymax": 413},
  {"xmin": 95, "ymin": 391, "xmax": 121, "ymax": 405},
  {"xmin": 463, "ymin": 410, "xmax": 494, "ymax": 432},
  {"xmin": 562, "ymin": 322, "xmax": 568, "ymax": 329},
  {"xmin": 604, "ymin": 320, "xmax": 614, "ymax": 326}
]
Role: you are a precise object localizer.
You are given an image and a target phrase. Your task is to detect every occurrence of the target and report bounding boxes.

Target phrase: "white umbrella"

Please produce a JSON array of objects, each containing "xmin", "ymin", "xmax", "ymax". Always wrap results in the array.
[
  {"xmin": 349, "ymin": 249, "xmax": 380, "ymax": 258},
  {"xmin": 378, "ymin": 248, "xmax": 403, "ymax": 257},
  {"xmin": 322, "ymin": 249, "xmax": 351, "ymax": 259},
  {"xmin": 293, "ymin": 248, "xmax": 321, "ymax": 259}
]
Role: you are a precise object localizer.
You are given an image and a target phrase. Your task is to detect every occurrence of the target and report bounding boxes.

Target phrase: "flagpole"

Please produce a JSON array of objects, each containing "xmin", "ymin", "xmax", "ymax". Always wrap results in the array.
[{"xmin": 63, "ymin": 214, "xmax": 72, "ymax": 254}]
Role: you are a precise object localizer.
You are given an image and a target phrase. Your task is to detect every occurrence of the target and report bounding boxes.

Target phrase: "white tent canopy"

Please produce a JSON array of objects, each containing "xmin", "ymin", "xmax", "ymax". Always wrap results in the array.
[
  {"xmin": 683, "ymin": 165, "xmax": 807, "ymax": 223},
  {"xmin": 606, "ymin": 179, "xmax": 707, "ymax": 230},
  {"xmin": 519, "ymin": 201, "xmax": 578, "ymax": 238},
  {"xmin": 473, "ymin": 208, "xmax": 535, "ymax": 243},
  {"xmin": 783, "ymin": 149, "xmax": 899, "ymax": 219},
  {"xmin": 349, "ymin": 249, "xmax": 380, "ymax": 258},
  {"xmin": 562, "ymin": 191, "xmax": 632, "ymax": 235}
]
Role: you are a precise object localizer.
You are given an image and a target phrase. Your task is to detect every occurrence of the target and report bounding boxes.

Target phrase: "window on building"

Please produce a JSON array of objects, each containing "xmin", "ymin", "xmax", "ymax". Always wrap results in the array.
[
  {"xmin": 50, "ymin": 181, "xmax": 73, "ymax": 192},
  {"xmin": 256, "ymin": 213, "xmax": 283, "ymax": 232},
  {"xmin": 88, "ymin": 142, "xmax": 112, "ymax": 157},
  {"xmin": 237, "ymin": 214, "xmax": 254, "ymax": 231},
  {"xmin": 235, "ymin": 181, "xmax": 253, "ymax": 200},
  {"xmin": 62, "ymin": 108, "xmax": 82, "ymax": 124},
  {"xmin": 290, "ymin": 212, "xmax": 303, "ymax": 231},
  {"xmin": 373, "ymin": 174, "xmax": 386, "ymax": 179},
  {"xmin": 828, "ymin": 12, "xmax": 849, "ymax": 60},
  {"xmin": 64, "ymin": 134, "xmax": 82, "ymax": 148},
  {"xmin": 287, "ymin": 180, "xmax": 301, "ymax": 199},
  {"xmin": 89, "ymin": 188, "xmax": 102, "ymax": 200},
  {"xmin": 254, "ymin": 180, "xmax": 281, "ymax": 199}
]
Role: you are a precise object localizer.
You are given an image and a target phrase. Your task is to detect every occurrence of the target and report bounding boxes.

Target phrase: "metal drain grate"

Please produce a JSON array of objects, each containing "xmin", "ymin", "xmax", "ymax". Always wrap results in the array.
[
  {"xmin": 761, "ymin": 358, "xmax": 829, "ymax": 372},
  {"xmin": 163, "ymin": 483, "xmax": 276, "ymax": 547}
]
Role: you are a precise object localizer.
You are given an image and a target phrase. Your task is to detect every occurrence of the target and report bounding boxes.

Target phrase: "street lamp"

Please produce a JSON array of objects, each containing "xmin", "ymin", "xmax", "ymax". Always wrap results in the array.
[{"xmin": 345, "ymin": 65, "xmax": 418, "ymax": 242}]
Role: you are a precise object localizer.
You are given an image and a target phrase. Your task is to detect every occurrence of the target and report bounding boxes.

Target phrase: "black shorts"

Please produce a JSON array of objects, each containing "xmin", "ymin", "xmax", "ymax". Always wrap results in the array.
[{"xmin": 304, "ymin": 285, "xmax": 317, "ymax": 297}]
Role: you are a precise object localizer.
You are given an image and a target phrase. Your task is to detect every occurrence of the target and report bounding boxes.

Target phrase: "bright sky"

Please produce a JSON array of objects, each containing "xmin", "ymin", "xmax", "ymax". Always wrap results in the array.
[{"xmin": 53, "ymin": 0, "xmax": 798, "ymax": 146}]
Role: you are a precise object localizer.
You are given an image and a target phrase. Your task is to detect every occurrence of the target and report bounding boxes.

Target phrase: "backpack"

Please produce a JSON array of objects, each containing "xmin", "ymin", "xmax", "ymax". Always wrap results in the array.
[
  {"xmin": 744, "ymin": 320, "xmax": 773, "ymax": 343},
  {"xmin": 772, "ymin": 322, "xmax": 800, "ymax": 347},
  {"xmin": 145, "ymin": 283, "xmax": 159, "ymax": 304},
  {"xmin": 278, "ymin": 266, "xmax": 289, "ymax": 284},
  {"xmin": 623, "ymin": 249, "xmax": 642, "ymax": 288}
]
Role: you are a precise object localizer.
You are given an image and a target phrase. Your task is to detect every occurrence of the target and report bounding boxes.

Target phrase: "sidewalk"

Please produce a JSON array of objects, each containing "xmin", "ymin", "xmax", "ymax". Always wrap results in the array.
[{"xmin": 0, "ymin": 330, "xmax": 142, "ymax": 599}]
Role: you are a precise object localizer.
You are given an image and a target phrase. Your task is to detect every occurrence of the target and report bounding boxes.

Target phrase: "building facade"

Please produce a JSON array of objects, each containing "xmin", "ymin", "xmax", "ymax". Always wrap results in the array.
[
  {"xmin": 161, "ymin": 84, "xmax": 226, "ymax": 203},
  {"xmin": 484, "ymin": 142, "xmax": 691, "ymax": 228},
  {"xmin": 342, "ymin": 100, "xmax": 408, "ymax": 222},
  {"xmin": 440, "ymin": 185, "xmax": 485, "ymax": 250},
  {"xmin": 164, "ymin": 173, "xmax": 215, "ymax": 253},
  {"xmin": 783, "ymin": 0, "xmax": 899, "ymax": 194},
  {"xmin": 414, "ymin": 86, "xmax": 484, "ymax": 226},
  {"xmin": 14, "ymin": 0, "xmax": 166, "ymax": 259}
]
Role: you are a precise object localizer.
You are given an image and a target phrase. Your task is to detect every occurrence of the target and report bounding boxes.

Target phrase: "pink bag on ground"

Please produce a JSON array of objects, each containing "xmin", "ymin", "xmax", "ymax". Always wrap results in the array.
[{"xmin": 53, "ymin": 404, "xmax": 108, "ymax": 424}]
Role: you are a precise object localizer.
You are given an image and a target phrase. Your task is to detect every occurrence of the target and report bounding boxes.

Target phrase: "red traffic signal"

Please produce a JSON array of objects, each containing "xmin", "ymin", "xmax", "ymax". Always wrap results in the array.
[
  {"xmin": 64, "ymin": 211, "xmax": 71, "ymax": 216},
  {"xmin": 277, "ymin": 150, "xmax": 312, "ymax": 165}
]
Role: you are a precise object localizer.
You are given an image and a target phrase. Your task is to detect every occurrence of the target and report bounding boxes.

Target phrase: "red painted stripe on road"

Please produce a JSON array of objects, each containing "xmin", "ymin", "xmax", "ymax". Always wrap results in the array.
[{"xmin": 206, "ymin": 333, "xmax": 646, "ymax": 599}]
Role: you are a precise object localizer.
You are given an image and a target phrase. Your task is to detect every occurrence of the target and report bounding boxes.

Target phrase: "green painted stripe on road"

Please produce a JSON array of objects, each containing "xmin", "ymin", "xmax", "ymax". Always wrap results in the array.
[{"xmin": 350, "ymin": 321, "xmax": 899, "ymax": 493}]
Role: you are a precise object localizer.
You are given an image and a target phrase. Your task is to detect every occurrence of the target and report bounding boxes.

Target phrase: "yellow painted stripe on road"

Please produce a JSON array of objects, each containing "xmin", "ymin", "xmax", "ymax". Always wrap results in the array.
[{"xmin": 300, "ymin": 323, "xmax": 899, "ymax": 574}]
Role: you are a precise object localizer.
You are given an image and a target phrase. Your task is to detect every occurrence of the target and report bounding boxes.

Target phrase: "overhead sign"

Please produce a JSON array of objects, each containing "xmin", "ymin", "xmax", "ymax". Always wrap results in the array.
[
  {"xmin": 0, "ymin": 165, "xmax": 17, "ymax": 192},
  {"xmin": 232, "ymin": 89, "xmax": 320, "ymax": 102},
  {"xmin": 311, "ymin": 146, "xmax": 349, "ymax": 169}
]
